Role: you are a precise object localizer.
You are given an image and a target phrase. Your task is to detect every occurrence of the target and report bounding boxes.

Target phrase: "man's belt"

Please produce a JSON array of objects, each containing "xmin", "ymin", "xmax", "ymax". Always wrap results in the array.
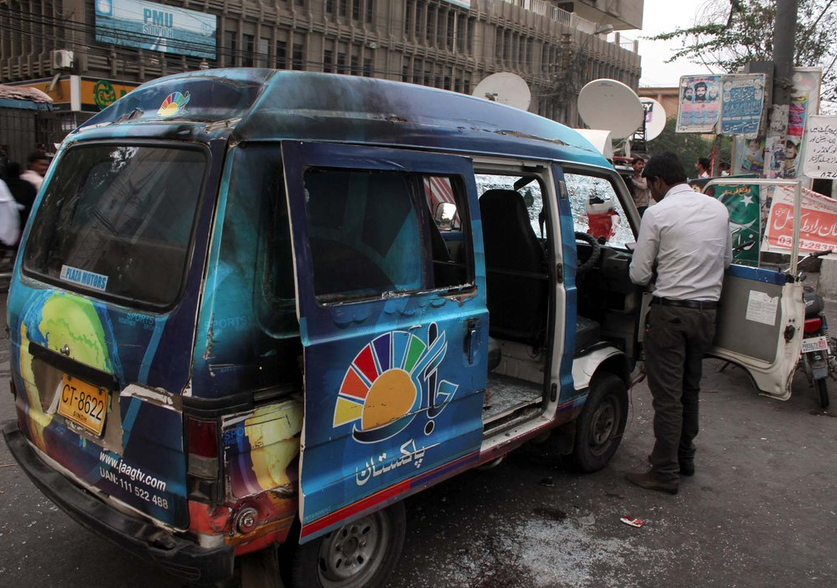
[{"xmin": 650, "ymin": 297, "xmax": 719, "ymax": 310}]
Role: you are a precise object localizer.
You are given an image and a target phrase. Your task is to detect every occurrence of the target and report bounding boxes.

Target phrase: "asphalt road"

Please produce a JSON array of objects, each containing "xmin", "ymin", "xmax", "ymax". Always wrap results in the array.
[{"xmin": 1, "ymin": 295, "xmax": 836, "ymax": 588}]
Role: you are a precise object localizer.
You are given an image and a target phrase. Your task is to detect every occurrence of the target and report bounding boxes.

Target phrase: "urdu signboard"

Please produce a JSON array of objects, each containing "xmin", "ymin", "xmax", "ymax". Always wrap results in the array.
[{"xmin": 94, "ymin": 0, "xmax": 217, "ymax": 60}]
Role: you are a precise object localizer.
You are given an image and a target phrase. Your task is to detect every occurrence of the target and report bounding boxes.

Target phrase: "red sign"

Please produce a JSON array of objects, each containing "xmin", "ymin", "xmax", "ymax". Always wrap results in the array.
[{"xmin": 764, "ymin": 185, "xmax": 837, "ymax": 253}]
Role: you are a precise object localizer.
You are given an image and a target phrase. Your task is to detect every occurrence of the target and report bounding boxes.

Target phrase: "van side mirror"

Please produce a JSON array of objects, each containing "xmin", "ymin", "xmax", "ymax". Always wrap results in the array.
[{"xmin": 434, "ymin": 202, "xmax": 459, "ymax": 231}]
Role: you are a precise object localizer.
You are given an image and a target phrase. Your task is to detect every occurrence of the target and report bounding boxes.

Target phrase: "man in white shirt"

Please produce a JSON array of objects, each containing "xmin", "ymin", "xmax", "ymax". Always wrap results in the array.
[
  {"xmin": 627, "ymin": 152, "xmax": 732, "ymax": 495},
  {"xmin": 20, "ymin": 152, "xmax": 49, "ymax": 192}
]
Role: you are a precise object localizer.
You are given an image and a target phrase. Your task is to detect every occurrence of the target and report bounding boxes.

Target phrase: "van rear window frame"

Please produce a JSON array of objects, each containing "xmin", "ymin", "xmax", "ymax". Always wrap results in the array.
[{"xmin": 20, "ymin": 140, "xmax": 211, "ymax": 313}]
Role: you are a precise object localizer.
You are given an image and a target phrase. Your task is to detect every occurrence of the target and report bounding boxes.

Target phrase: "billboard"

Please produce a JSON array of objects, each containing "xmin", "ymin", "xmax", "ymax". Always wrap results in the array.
[{"xmin": 95, "ymin": 0, "xmax": 217, "ymax": 60}]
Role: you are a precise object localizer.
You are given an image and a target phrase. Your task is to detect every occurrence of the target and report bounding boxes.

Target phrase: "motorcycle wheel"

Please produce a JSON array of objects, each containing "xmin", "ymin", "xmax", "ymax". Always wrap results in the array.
[{"xmin": 816, "ymin": 378, "xmax": 830, "ymax": 409}]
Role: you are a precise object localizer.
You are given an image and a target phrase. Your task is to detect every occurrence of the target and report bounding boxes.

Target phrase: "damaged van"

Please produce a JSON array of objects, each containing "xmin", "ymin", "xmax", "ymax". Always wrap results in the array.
[{"xmin": 3, "ymin": 69, "xmax": 806, "ymax": 587}]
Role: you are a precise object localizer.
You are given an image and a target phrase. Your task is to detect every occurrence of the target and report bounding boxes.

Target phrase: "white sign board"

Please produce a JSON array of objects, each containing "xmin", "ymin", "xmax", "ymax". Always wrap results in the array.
[{"xmin": 803, "ymin": 115, "xmax": 837, "ymax": 179}]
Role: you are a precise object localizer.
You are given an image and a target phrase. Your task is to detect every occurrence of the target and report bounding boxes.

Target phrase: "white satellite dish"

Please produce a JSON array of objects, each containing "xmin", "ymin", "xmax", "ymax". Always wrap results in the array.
[
  {"xmin": 574, "ymin": 129, "xmax": 613, "ymax": 159},
  {"xmin": 639, "ymin": 97, "xmax": 667, "ymax": 141},
  {"xmin": 577, "ymin": 79, "xmax": 644, "ymax": 140},
  {"xmin": 472, "ymin": 72, "xmax": 532, "ymax": 111}
]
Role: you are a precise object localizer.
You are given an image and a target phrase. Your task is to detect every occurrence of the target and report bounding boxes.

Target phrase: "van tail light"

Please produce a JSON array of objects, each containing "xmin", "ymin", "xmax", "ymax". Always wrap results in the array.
[
  {"xmin": 804, "ymin": 318, "xmax": 823, "ymax": 335},
  {"xmin": 186, "ymin": 417, "xmax": 219, "ymax": 479}
]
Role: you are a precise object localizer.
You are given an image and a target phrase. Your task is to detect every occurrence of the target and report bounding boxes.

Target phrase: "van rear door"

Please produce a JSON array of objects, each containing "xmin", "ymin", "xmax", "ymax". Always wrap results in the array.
[{"xmin": 281, "ymin": 142, "xmax": 488, "ymax": 541}]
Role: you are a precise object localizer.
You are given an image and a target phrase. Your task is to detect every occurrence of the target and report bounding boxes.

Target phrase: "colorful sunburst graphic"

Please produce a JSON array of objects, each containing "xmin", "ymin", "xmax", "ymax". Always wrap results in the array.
[
  {"xmin": 333, "ymin": 324, "xmax": 458, "ymax": 443},
  {"xmin": 157, "ymin": 91, "xmax": 190, "ymax": 118}
]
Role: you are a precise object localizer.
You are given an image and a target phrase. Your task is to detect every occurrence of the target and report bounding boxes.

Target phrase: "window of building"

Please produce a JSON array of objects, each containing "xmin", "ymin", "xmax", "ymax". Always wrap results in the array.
[
  {"xmin": 293, "ymin": 42, "xmax": 305, "ymax": 70},
  {"xmin": 364, "ymin": 58, "xmax": 373, "ymax": 77},
  {"xmin": 337, "ymin": 52, "xmax": 347, "ymax": 74},
  {"xmin": 324, "ymin": 49, "xmax": 334, "ymax": 73},
  {"xmin": 339, "ymin": 0, "xmax": 347, "ymax": 17},
  {"xmin": 243, "ymin": 34, "xmax": 255, "ymax": 67},
  {"xmin": 446, "ymin": 11, "xmax": 455, "ymax": 50},
  {"xmin": 224, "ymin": 31, "xmax": 237, "ymax": 67},
  {"xmin": 405, "ymin": 0, "xmax": 413, "ymax": 37},
  {"xmin": 365, "ymin": 0, "xmax": 374, "ymax": 22},
  {"xmin": 258, "ymin": 37, "xmax": 270, "ymax": 67},
  {"xmin": 426, "ymin": 5, "xmax": 435, "ymax": 44},
  {"xmin": 276, "ymin": 40, "xmax": 288, "ymax": 69},
  {"xmin": 351, "ymin": 55, "xmax": 359, "ymax": 75},
  {"xmin": 352, "ymin": 0, "xmax": 360, "ymax": 20}
]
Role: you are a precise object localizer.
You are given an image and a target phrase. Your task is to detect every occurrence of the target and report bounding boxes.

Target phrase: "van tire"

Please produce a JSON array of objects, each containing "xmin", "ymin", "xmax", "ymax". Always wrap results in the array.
[
  {"xmin": 288, "ymin": 501, "xmax": 406, "ymax": 588},
  {"xmin": 571, "ymin": 373, "xmax": 628, "ymax": 473}
]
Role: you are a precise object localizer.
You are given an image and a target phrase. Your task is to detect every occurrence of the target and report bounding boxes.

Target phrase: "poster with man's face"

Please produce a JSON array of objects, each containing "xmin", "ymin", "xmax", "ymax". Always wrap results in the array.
[{"xmin": 677, "ymin": 75, "xmax": 722, "ymax": 133}]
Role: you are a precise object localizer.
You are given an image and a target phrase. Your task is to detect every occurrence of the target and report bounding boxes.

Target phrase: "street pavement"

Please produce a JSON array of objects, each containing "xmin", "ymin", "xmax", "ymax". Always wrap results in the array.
[{"xmin": 1, "ymin": 295, "xmax": 836, "ymax": 588}]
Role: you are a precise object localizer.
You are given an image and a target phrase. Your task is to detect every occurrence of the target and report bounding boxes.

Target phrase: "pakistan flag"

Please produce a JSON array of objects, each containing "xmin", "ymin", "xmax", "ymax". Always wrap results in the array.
[{"xmin": 716, "ymin": 185, "xmax": 761, "ymax": 267}]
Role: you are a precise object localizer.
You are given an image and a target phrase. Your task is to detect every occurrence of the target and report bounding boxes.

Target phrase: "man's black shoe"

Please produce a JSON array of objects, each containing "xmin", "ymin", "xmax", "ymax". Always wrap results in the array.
[{"xmin": 626, "ymin": 470, "xmax": 679, "ymax": 495}]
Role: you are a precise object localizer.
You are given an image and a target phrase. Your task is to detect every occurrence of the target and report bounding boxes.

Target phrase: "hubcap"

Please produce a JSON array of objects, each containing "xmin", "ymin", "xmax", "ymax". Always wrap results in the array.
[
  {"xmin": 317, "ymin": 511, "xmax": 390, "ymax": 588},
  {"xmin": 589, "ymin": 398, "xmax": 618, "ymax": 455}
]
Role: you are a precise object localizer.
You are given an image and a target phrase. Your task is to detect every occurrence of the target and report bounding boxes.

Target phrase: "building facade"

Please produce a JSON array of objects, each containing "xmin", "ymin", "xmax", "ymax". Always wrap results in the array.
[{"xmin": 0, "ymin": 0, "xmax": 642, "ymax": 144}]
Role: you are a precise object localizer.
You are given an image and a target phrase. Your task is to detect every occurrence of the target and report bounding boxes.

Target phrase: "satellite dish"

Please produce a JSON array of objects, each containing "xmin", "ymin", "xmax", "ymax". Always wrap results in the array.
[
  {"xmin": 574, "ymin": 129, "xmax": 613, "ymax": 159},
  {"xmin": 577, "ymin": 79, "xmax": 644, "ymax": 140},
  {"xmin": 472, "ymin": 72, "xmax": 532, "ymax": 111},
  {"xmin": 639, "ymin": 98, "xmax": 667, "ymax": 141}
]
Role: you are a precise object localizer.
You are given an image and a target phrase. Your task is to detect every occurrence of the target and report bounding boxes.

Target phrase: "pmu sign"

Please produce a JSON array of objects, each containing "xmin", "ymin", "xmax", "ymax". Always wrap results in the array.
[{"xmin": 94, "ymin": 0, "xmax": 217, "ymax": 59}]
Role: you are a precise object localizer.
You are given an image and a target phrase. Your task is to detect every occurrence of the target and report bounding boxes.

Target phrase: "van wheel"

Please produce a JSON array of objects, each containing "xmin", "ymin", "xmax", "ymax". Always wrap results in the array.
[
  {"xmin": 571, "ymin": 373, "xmax": 628, "ymax": 472},
  {"xmin": 289, "ymin": 501, "xmax": 406, "ymax": 588}
]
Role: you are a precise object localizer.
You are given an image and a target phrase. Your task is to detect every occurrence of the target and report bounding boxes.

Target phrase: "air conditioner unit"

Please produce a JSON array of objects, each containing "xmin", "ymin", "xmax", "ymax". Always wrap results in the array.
[{"xmin": 51, "ymin": 49, "xmax": 75, "ymax": 71}]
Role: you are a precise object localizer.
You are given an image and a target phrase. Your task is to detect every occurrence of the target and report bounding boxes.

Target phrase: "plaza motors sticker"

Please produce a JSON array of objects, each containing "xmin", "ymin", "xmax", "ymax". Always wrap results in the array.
[{"xmin": 60, "ymin": 265, "xmax": 109, "ymax": 292}]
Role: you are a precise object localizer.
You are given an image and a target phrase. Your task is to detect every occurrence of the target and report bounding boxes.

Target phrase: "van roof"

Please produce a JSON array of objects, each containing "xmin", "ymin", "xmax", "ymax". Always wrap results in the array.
[{"xmin": 74, "ymin": 69, "xmax": 611, "ymax": 169}]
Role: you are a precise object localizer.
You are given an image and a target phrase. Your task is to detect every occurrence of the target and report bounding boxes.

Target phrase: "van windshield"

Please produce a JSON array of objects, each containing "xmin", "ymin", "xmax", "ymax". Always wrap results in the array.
[{"xmin": 23, "ymin": 144, "xmax": 206, "ymax": 308}]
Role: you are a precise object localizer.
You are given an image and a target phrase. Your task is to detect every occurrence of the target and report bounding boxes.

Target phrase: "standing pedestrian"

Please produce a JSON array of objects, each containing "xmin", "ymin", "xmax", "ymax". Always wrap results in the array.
[
  {"xmin": 4, "ymin": 162, "xmax": 36, "ymax": 227},
  {"xmin": 20, "ymin": 152, "xmax": 49, "ymax": 192},
  {"xmin": 630, "ymin": 156, "xmax": 651, "ymax": 217},
  {"xmin": 695, "ymin": 157, "xmax": 711, "ymax": 179},
  {"xmin": 627, "ymin": 152, "xmax": 732, "ymax": 495}
]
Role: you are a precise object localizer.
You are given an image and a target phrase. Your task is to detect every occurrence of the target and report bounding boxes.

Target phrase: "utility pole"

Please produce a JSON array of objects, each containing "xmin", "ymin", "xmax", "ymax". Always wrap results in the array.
[{"xmin": 765, "ymin": 0, "xmax": 798, "ymax": 177}]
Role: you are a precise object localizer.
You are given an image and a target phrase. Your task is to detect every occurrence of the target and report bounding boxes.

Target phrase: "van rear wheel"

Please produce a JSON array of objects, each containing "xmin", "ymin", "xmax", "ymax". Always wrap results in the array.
[
  {"xmin": 289, "ymin": 501, "xmax": 406, "ymax": 588},
  {"xmin": 571, "ymin": 373, "xmax": 628, "ymax": 472}
]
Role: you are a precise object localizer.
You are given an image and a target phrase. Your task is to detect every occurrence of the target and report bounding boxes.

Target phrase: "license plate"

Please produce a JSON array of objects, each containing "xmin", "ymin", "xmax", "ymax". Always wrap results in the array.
[
  {"xmin": 801, "ymin": 336, "xmax": 829, "ymax": 354},
  {"xmin": 58, "ymin": 374, "xmax": 108, "ymax": 436}
]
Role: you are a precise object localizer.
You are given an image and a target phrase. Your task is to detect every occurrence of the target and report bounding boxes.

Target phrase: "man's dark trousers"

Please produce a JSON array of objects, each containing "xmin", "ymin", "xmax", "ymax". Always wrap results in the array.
[{"xmin": 645, "ymin": 304, "xmax": 717, "ymax": 481}]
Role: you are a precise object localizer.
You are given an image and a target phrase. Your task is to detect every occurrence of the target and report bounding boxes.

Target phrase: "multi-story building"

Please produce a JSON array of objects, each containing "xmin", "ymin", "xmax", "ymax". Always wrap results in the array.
[{"xmin": 0, "ymin": 0, "xmax": 642, "ymax": 148}]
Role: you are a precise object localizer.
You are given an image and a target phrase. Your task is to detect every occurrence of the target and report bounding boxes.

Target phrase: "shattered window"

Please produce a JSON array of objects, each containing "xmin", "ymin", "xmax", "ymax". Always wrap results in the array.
[{"xmin": 564, "ymin": 173, "xmax": 635, "ymax": 248}]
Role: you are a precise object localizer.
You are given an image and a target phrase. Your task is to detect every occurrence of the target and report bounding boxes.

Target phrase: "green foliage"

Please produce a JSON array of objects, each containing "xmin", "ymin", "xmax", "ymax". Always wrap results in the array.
[{"xmin": 650, "ymin": 0, "xmax": 837, "ymax": 102}]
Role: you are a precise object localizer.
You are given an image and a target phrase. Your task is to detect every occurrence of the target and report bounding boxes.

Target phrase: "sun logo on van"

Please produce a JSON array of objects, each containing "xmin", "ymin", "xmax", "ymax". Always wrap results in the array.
[
  {"xmin": 157, "ymin": 91, "xmax": 190, "ymax": 117},
  {"xmin": 333, "ymin": 324, "xmax": 458, "ymax": 443}
]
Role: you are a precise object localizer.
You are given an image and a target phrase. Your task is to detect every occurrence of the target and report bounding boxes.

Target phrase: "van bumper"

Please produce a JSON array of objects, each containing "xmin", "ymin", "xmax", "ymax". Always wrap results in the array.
[{"xmin": 3, "ymin": 422, "xmax": 234, "ymax": 586}]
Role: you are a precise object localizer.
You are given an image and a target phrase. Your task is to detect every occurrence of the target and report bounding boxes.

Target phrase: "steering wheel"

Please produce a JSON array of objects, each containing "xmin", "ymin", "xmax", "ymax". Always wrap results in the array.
[{"xmin": 575, "ymin": 231, "xmax": 602, "ymax": 274}]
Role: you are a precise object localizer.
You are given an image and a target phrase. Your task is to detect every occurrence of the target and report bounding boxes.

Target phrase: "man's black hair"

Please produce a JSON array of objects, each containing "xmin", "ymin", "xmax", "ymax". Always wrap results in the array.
[
  {"xmin": 27, "ymin": 151, "xmax": 48, "ymax": 166},
  {"xmin": 697, "ymin": 157, "xmax": 711, "ymax": 170},
  {"xmin": 694, "ymin": 82, "xmax": 707, "ymax": 91},
  {"xmin": 631, "ymin": 156, "xmax": 645, "ymax": 165},
  {"xmin": 641, "ymin": 152, "xmax": 687, "ymax": 186}
]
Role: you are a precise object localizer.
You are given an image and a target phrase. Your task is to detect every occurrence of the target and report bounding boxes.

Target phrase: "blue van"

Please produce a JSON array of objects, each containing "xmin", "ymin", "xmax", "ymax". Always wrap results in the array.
[{"xmin": 3, "ymin": 70, "xmax": 804, "ymax": 587}]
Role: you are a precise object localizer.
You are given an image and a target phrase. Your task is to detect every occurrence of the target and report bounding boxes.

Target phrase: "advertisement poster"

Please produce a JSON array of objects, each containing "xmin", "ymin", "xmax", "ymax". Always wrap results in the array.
[
  {"xmin": 802, "ymin": 115, "xmax": 837, "ymax": 179},
  {"xmin": 762, "ymin": 184, "xmax": 837, "ymax": 253},
  {"xmin": 719, "ymin": 74, "xmax": 766, "ymax": 136},
  {"xmin": 677, "ymin": 75, "xmax": 722, "ymax": 133},
  {"xmin": 734, "ymin": 136, "xmax": 766, "ymax": 175},
  {"xmin": 714, "ymin": 184, "xmax": 763, "ymax": 266},
  {"xmin": 94, "ymin": 0, "xmax": 217, "ymax": 59},
  {"xmin": 785, "ymin": 68, "xmax": 822, "ymax": 179}
]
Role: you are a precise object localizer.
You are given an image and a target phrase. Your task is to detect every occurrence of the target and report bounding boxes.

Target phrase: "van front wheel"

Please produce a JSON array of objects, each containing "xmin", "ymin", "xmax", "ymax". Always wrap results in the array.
[
  {"xmin": 571, "ymin": 373, "xmax": 628, "ymax": 472},
  {"xmin": 289, "ymin": 501, "xmax": 406, "ymax": 588}
]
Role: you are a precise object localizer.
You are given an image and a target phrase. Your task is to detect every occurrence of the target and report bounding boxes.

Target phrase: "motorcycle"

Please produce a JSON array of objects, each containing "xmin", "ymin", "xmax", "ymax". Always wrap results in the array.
[{"xmin": 797, "ymin": 250, "xmax": 836, "ymax": 409}]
